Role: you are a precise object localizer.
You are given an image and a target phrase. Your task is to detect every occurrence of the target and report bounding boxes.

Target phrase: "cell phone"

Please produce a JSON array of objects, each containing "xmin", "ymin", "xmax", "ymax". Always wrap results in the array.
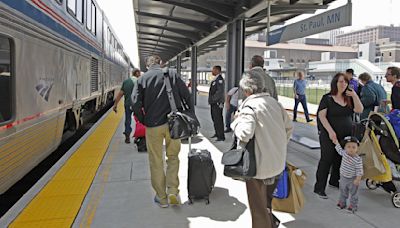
[{"xmin": 347, "ymin": 84, "xmax": 354, "ymax": 91}]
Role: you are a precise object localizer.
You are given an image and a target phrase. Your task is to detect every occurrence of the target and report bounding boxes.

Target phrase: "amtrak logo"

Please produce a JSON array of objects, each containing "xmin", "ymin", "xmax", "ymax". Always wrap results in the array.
[{"xmin": 35, "ymin": 78, "xmax": 54, "ymax": 102}]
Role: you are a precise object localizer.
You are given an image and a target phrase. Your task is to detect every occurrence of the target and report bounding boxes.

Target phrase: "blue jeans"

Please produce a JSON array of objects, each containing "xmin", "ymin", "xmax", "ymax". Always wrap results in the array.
[
  {"xmin": 124, "ymin": 107, "xmax": 133, "ymax": 135},
  {"xmin": 225, "ymin": 104, "xmax": 237, "ymax": 129},
  {"xmin": 293, "ymin": 94, "xmax": 311, "ymax": 121}
]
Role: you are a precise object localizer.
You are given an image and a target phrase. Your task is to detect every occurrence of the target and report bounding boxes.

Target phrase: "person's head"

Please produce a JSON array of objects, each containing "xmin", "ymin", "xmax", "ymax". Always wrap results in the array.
[
  {"xmin": 132, "ymin": 68, "xmax": 141, "ymax": 77},
  {"xmin": 146, "ymin": 55, "xmax": 161, "ymax": 68},
  {"xmin": 239, "ymin": 70, "xmax": 265, "ymax": 97},
  {"xmin": 330, "ymin": 72, "xmax": 353, "ymax": 107},
  {"xmin": 331, "ymin": 72, "xmax": 349, "ymax": 95},
  {"xmin": 212, "ymin": 65, "xmax": 221, "ymax": 76},
  {"xmin": 386, "ymin": 66, "xmax": 400, "ymax": 84},
  {"xmin": 345, "ymin": 69, "xmax": 354, "ymax": 81},
  {"xmin": 297, "ymin": 71, "xmax": 305, "ymax": 80},
  {"xmin": 250, "ymin": 55, "xmax": 264, "ymax": 69},
  {"xmin": 342, "ymin": 136, "xmax": 359, "ymax": 156},
  {"xmin": 358, "ymin": 72, "xmax": 372, "ymax": 85}
]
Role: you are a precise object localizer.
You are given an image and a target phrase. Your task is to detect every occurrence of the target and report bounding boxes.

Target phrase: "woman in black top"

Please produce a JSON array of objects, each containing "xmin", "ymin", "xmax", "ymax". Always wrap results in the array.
[{"xmin": 314, "ymin": 73, "xmax": 363, "ymax": 198}]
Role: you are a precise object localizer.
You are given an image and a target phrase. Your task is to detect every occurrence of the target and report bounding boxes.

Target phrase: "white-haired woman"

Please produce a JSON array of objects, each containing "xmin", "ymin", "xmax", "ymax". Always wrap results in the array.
[{"xmin": 231, "ymin": 72, "xmax": 293, "ymax": 228}]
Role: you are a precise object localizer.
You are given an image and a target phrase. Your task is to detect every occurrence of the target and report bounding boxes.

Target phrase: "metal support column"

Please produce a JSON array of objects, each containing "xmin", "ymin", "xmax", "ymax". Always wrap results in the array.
[
  {"xmin": 191, "ymin": 46, "xmax": 197, "ymax": 106},
  {"xmin": 226, "ymin": 19, "xmax": 245, "ymax": 91},
  {"xmin": 176, "ymin": 55, "xmax": 182, "ymax": 77}
]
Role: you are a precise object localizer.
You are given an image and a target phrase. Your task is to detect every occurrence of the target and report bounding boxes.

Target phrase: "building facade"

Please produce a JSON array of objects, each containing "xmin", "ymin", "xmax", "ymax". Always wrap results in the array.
[{"xmin": 336, "ymin": 25, "xmax": 400, "ymax": 46}]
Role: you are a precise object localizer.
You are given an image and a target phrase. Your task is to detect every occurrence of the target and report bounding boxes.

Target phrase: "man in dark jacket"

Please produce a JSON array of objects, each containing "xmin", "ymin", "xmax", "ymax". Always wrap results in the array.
[
  {"xmin": 132, "ymin": 55, "xmax": 192, "ymax": 208},
  {"xmin": 359, "ymin": 72, "xmax": 388, "ymax": 119},
  {"xmin": 249, "ymin": 55, "xmax": 278, "ymax": 100},
  {"xmin": 208, "ymin": 65, "xmax": 225, "ymax": 141}
]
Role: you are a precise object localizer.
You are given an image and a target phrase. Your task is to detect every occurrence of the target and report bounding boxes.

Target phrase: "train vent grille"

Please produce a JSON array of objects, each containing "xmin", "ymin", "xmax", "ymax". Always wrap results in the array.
[{"xmin": 91, "ymin": 57, "xmax": 99, "ymax": 92}]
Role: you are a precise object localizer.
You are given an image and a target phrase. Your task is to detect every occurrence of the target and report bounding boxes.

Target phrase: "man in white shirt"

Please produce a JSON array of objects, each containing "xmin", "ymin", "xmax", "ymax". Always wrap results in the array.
[{"xmin": 225, "ymin": 86, "xmax": 239, "ymax": 132}]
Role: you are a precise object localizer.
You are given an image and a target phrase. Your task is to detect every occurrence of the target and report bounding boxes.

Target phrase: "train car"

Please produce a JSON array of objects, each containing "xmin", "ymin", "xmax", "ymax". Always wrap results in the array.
[{"xmin": 0, "ymin": 0, "xmax": 131, "ymax": 194}]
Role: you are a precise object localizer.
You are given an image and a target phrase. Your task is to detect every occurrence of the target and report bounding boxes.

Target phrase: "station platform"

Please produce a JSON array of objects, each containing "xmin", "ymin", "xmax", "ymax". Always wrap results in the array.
[{"xmin": 1, "ymin": 95, "xmax": 399, "ymax": 228}]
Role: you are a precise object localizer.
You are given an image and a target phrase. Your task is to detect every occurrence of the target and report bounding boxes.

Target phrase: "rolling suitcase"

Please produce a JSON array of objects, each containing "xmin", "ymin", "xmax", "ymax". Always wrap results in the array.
[{"xmin": 187, "ymin": 137, "xmax": 216, "ymax": 204}]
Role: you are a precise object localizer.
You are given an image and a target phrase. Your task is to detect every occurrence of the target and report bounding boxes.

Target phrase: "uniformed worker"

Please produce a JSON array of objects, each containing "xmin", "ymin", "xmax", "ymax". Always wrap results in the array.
[
  {"xmin": 113, "ymin": 68, "xmax": 141, "ymax": 143},
  {"xmin": 208, "ymin": 65, "xmax": 225, "ymax": 141}
]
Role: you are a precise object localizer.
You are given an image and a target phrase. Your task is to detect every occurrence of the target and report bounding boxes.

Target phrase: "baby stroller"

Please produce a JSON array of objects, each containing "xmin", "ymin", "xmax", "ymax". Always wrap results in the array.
[{"xmin": 361, "ymin": 112, "xmax": 400, "ymax": 208}]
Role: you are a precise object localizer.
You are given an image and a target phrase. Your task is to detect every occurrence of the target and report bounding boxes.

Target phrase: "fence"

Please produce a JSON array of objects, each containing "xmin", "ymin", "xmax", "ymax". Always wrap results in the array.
[{"xmin": 276, "ymin": 79, "xmax": 330, "ymax": 105}]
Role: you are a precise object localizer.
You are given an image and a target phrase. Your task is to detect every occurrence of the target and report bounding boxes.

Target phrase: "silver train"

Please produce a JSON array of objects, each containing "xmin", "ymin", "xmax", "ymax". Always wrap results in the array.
[{"xmin": 0, "ymin": 0, "xmax": 132, "ymax": 194}]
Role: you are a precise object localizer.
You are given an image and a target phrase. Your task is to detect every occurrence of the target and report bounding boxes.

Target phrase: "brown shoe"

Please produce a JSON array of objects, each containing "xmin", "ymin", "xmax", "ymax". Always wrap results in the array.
[{"xmin": 123, "ymin": 133, "xmax": 131, "ymax": 144}]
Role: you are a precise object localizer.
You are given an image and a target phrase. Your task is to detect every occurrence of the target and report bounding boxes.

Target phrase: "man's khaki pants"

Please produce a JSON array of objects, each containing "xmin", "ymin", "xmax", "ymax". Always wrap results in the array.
[{"xmin": 146, "ymin": 124, "xmax": 181, "ymax": 200}]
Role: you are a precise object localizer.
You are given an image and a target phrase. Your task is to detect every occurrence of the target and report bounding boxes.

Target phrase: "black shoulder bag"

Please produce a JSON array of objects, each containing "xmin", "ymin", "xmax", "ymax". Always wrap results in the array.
[
  {"xmin": 164, "ymin": 74, "xmax": 200, "ymax": 139},
  {"xmin": 221, "ymin": 106, "xmax": 256, "ymax": 180}
]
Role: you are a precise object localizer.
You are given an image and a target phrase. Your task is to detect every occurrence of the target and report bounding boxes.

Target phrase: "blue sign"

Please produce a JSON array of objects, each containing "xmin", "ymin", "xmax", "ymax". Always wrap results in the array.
[{"xmin": 268, "ymin": 3, "xmax": 352, "ymax": 45}]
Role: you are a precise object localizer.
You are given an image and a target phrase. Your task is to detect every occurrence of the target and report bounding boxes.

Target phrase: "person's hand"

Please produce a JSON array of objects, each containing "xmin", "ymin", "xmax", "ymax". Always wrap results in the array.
[
  {"xmin": 233, "ymin": 111, "xmax": 239, "ymax": 120},
  {"xmin": 333, "ymin": 139, "xmax": 339, "ymax": 145},
  {"xmin": 353, "ymin": 178, "xmax": 361, "ymax": 186},
  {"xmin": 328, "ymin": 130, "xmax": 337, "ymax": 143},
  {"xmin": 113, "ymin": 105, "xmax": 117, "ymax": 113},
  {"xmin": 380, "ymin": 100, "xmax": 389, "ymax": 106},
  {"xmin": 345, "ymin": 88, "xmax": 357, "ymax": 97},
  {"xmin": 295, "ymin": 94, "xmax": 299, "ymax": 99}
]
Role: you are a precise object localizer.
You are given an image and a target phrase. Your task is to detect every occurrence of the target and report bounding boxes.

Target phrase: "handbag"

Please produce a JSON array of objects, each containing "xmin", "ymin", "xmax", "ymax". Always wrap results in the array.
[
  {"xmin": 164, "ymin": 74, "xmax": 200, "ymax": 139},
  {"xmin": 221, "ymin": 106, "xmax": 256, "ymax": 180}
]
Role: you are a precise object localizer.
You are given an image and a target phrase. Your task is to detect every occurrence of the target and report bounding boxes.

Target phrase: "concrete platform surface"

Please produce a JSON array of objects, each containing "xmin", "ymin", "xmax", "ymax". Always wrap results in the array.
[{"xmin": 72, "ymin": 95, "xmax": 400, "ymax": 228}]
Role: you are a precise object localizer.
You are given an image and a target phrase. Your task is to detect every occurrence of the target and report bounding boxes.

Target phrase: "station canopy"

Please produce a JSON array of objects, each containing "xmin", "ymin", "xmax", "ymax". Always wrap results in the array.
[{"xmin": 133, "ymin": 0, "xmax": 338, "ymax": 68}]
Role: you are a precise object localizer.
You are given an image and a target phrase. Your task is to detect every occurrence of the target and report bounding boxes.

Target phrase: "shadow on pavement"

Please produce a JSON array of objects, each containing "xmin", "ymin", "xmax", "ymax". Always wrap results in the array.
[
  {"xmin": 180, "ymin": 136, "xmax": 203, "ymax": 144},
  {"xmin": 173, "ymin": 187, "xmax": 247, "ymax": 223}
]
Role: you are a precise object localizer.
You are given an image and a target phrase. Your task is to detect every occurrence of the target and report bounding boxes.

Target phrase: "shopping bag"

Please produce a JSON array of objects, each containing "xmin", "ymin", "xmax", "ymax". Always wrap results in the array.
[
  {"xmin": 369, "ymin": 129, "xmax": 392, "ymax": 182},
  {"xmin": 359, "ymin": 130, "xmax": 386, "ymax": 179},
  {"xmin": 272, "ymin": 163, "xmax": 306, "ymax": 214},
  {"xmin": 273, "ymin": 166, "xmax": 289, "ymax": 199}
]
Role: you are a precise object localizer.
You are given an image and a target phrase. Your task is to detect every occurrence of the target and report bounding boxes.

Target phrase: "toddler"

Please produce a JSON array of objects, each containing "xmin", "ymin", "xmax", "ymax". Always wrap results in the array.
[{"xmin": 334, "ymin": 136, "xmax": 363, "ymax": 213}]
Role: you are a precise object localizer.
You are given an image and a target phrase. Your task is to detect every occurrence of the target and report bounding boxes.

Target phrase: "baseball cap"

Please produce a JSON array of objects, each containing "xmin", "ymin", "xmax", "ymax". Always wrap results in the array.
[{"xmin": 342, "ymin": 136, "xmax": 360, "ymax": 146}]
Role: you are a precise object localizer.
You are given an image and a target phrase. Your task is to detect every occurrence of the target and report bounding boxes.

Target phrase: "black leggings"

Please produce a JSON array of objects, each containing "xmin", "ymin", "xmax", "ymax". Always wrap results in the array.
[{"xmin": 314, "ymin": 133, "xmax": 342, "ymax": 192}]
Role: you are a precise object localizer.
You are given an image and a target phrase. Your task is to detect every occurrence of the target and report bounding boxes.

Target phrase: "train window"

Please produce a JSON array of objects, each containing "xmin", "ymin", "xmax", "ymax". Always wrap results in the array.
[
  {"xmin": 91, "ymin": 2, "xmax": 96, "ymax": 35},
  {"xmin": 0, "ymin": 35, "xmax": 13, "ymax": 124},
  {"xmin": 86, "ymin": 0, "xmax": 91, "ymax": 30},
  {"xmin": 67, "ymin": 0, "xmax": 76, "ymax": 15},
  {"xmin": 67, "ymin": 0, "xmax": 84, "ymax": 23}
]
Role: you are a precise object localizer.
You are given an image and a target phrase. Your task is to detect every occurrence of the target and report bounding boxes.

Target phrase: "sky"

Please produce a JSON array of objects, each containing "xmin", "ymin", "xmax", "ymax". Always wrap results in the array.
[
  {"xmin": 96, "ymin": 0, "xmax": 139, "ymax": 67},
  {"xmin": 96, "ymin": 0, "xmax": 400, "ymax": 66}
]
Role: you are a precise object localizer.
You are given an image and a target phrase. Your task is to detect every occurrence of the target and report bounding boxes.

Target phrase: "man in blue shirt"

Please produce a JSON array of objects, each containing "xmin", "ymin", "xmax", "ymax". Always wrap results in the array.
[
  {"xmin": 293, "ymin": 71, "xmax": 313, "ymax": 122},
  {"xmin": 346, "ymin": 69, "xmax": 359, "ymax": 95}
]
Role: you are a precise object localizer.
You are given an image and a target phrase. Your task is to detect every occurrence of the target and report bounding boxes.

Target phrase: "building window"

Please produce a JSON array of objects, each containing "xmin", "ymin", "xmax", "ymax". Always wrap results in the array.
[
  {"xmin": 389, "ymin": 52, "xmax": 392, "ymax": 56},
  {"xmin": 0, "ymin": 35, "xmax": 13, "ymax": 124},
  {"xmin": 382, "ymin": 53, "xmax": 384, "ymax": 56},
  {"xmin": 359, "ymin": 51, "xmax": 363, "ymax": 57}
]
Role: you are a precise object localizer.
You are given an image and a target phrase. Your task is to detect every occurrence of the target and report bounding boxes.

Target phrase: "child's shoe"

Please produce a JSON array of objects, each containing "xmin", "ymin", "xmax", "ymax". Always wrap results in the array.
[
  {"xmin": 336, "ymin": 202, "xmax": 346, "ymax": 209},
  {"xmin": 347, "ymin": 205, "xmax": 357, "ymax": 213}
]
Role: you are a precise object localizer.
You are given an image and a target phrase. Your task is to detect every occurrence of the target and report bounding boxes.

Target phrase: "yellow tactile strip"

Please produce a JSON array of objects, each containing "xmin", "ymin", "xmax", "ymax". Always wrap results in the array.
[{"xmin": 10, "ymin": 103, "xmax": 124, "ymax": 228}]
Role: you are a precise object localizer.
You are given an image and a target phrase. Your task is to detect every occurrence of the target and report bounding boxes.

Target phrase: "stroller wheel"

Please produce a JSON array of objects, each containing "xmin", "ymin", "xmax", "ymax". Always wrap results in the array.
[
  {"xmin": 366, "ymin": 179, "xmax": 379, "ymax": 190},
  {"xmin": 392, "ymin": 192, "xmax": 400, "ymax": 208}
]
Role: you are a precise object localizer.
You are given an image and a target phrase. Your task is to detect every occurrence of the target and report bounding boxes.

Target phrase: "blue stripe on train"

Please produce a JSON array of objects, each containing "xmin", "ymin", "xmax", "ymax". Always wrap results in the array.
[{"xmin": 1, "ymin": 0, "xmax": 102, "ymax": 56}]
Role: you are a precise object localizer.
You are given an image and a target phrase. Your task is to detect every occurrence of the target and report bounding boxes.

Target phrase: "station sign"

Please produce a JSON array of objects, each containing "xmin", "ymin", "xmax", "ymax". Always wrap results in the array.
[{"xmin": 268, "ymin": 3, "xmax": 352, "ymax": 45}]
